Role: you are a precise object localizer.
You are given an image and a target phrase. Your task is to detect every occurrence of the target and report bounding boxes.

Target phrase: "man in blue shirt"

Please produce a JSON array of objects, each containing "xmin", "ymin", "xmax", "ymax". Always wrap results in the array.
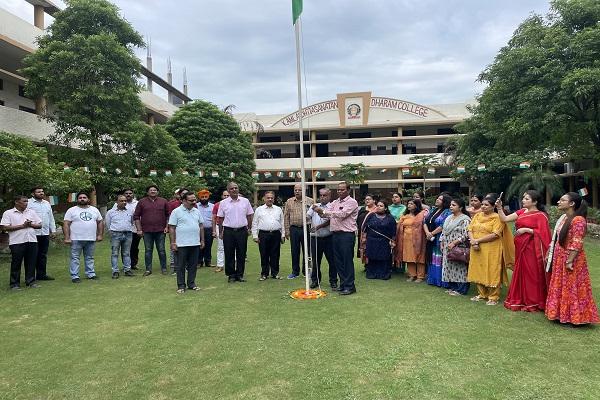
[
  {"xmin": 28, "ymin": 187, "xmax": 57, "ymax": 280},
  {"xmin": 168, "ymin": 192, "xmax": 205, "ymax": 293},
  {"xmin": 196, "ymin": 189, "xmax": 215, "ymax": 268}
]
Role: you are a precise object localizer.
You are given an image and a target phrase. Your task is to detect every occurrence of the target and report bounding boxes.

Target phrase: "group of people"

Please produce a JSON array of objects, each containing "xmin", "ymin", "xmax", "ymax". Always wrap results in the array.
[{"xmin": 1, "ymin": 182, "xmax": 598, "ymax": 324}]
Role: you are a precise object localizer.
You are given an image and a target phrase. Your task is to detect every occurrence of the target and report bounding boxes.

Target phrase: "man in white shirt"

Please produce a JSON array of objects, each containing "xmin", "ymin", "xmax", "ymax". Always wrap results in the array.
[
  {"xmin": 28, "ymin": 186, "xmax": 57, "ymax": 281},
  {"xmin": 111, "ymin": 188, "xmax": 139, "ymax": 269},
  {"xmin": 1, "ymin": 195, "xmax": 42, "ymax": 290},
  {"xmin": 306, "ymin": 188, "xmax": 337, "ymax": 289},
  {"xmin": 106, "ymin": 194, "xmax": 135, "ymax": 279},
  {"xmin": 252, "ymin": 191, "xmax": 285, "ymax": 280},
  {"xmin": 63, "ymin": 192, "xmax": 104, "ymax": 283}
]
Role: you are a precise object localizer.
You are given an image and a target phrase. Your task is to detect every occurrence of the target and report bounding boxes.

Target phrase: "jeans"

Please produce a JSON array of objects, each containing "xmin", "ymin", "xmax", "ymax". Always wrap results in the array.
[
  {"xmin": 110, "ymin": 231, "xmax": 132, "ymax": 273},
  {"xmin": 176, "ymin": 245, "xmax": 199, "ymax": 289},
  {"xmin": 70, "ymin": 240, "xmax": 96, "ymax": 279},
  {"xmin": 143, "ymin": 232, "xmax": 167, "ymax": 272},
  {"xmin": 35, "ymin": 235, "xmax": 50, "ymax": 279},
  {"xmin": 9, "ymin": 242, "xmax": 37, "ymax": 287}
]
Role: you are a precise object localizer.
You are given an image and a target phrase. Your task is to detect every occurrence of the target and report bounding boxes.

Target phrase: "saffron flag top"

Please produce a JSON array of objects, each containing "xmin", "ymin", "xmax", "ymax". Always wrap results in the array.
[{"xmin": 292, "ymin": 0, "xmax": 303, "ymax": 25}]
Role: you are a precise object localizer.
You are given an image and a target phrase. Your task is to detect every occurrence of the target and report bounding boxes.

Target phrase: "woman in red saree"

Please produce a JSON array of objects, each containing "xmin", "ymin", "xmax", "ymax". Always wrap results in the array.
[
  {"xmin": 545, "ymin": 192, "xmax": 599, "ymax": 325},
  {"xmin": 496, "ymin": 190, "xmax": 551, "ymax": 311}
]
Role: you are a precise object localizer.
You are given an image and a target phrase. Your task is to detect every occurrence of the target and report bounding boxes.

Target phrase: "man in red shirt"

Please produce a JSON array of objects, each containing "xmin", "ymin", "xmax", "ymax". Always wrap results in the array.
[{"xmin": 133, "ymin": 185, "xmax": 169, "ymax": 276}]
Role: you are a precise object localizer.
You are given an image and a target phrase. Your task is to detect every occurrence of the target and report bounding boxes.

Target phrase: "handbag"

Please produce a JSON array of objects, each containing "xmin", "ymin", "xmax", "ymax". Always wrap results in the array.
[{"xmin": 447, "ymin": 244, "xmax": 470, "ymax": 264}]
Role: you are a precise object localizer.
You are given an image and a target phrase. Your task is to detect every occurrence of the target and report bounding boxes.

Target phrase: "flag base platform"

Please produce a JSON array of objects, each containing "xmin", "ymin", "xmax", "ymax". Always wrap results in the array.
[{"xmin": 289, "ymin": 288, "xmax": 327, "ymax": 300}]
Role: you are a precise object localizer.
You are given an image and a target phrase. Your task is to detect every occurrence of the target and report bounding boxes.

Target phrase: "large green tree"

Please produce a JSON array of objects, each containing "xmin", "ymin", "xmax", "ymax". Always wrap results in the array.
[
  {"xmin": 22, "ymin": 0, "xmax": 146, "ymax": 203},
  {"xmin": 166, "ymin": 100, "xmax": 256, "ymax": 196},
  {"xmin": 452, "ymin": 0, "xmax": 600, "ymax": 200}
]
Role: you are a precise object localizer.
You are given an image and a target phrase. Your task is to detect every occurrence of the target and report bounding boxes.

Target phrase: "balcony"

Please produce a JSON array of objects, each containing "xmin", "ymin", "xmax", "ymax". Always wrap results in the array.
[{"xmin": 0, "ymin": 104, "xmax": 55, "ymax": 142}]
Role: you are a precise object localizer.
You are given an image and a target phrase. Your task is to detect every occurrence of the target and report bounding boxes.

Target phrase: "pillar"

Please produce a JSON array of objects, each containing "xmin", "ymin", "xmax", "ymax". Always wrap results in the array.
[
  {"xmin": 33, "ymin": 5, "xmax": 44, "ymax": 29},
  {"xmin": 568, "ymin": 176, "xmax": 574, "ymax": 193},
  {"xmin": 397, "ymin": 167, "xmax": 403, "ymax": 193}
]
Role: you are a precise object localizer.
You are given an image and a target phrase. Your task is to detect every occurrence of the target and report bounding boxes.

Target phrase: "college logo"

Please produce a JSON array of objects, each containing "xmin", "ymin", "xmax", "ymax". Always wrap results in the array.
[
  {"xmin": 79, "ymin": 211, "xmax": 93, "ymax": 221},
  {"xmin": 346, "ymin": 103, "xmax": 361, "ymax": 119}
]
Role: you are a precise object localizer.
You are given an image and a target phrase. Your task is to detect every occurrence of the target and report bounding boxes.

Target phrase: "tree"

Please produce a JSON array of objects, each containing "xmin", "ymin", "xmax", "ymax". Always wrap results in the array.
[
  {"xmin": 166, "ymin": 100, "xmax": 256, "ymax": 196},
  {"xmin": 408, "ymin": 154, "xmax": 440, "ymax": 193},
  {"xmin": 453, "ymin": 0, "xmax": 600, "ymax": 204},
  {"xmin": 338, "ymin": 163, "xmax": 367, "ymax": 198},
  {"xmin": 0, "ymin": 131, "xmax": 91, "ymax": 210},
  {"xmin": 22, "ymin": 0, "xmax": 146, "ymax": 204}
]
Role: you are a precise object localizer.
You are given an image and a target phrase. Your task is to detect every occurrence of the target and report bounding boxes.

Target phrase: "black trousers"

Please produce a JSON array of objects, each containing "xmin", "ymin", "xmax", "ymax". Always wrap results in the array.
[
  {"xmin": 176, "ymin": 245, "xmax": 199, "ymax": 289},
  {"xmin": 35, "ymin": 235, "xmax": 50, "ymax": 279},
  {"xmin": 289, "ymin": 225, "xmax": 308, "ymax": 276},
  {"xmin": 198, "ymin": 227, "xmax": 214, "ymax": 266},
  {"xmin": 310, "ymin": 235, "xmax": 336, "ymax": 285},
  {"xmin": 223, "ymin": 227, "xmax": 248, "ymax": 278},
  {"xmin": 130, "ymin": 232, "xmax": 140, "ymax": 267},
  {"xmin": 258, "ymin": 230, "xmax": 281, "ymax": 277},
  {"xmin": 9, "ymin": 242, "xmax": 37, "ymax": 287},
  {"xmin": 332, "ymin": 232, "xmax": 356, "ymax": 291}
]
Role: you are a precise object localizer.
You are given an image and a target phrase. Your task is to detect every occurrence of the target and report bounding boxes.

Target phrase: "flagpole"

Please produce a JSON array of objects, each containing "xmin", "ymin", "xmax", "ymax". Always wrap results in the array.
[{"xmin": 294, "ymin": 18, "xmax": 311, "ymax": 293}]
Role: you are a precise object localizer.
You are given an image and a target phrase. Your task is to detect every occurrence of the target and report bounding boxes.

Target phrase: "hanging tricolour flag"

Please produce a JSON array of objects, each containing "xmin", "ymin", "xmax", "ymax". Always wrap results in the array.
[
  {"xmin": 457, "ymin": 166, "xmax": 466, "ymax": 174},
  {"xmin": 427, "ymin": 167, "xmax": 435, "ymax": 175},
  {"xmin": 48, "ymin": 195, "xmax": 59, "ymax": 206},
  {"xmin": 182, "ymin": 170, "xmax": 189, "ymax": 176},
  {"xmin": 292, "ymin": 0, "xmax": 302, "ymax": 25},
  {"xmin": 353, "ymin": 169, "xmax": 360, "ymax": 175},
  {"xmin": 67, "ymin": 193, "xmax": 77, "ymax": 202},
  {"xmin": 264, "ymin": 171, "xmax": 273, "ymax": 179},
  {"xmin": 211, "ymin": 171, "xmax": 219, "ymax": 177},
  {"xmin": 296, "ymin": 171, "xmax": 303, "ymax": 179},
  {"xmin": 401, "ymin": 167, "xmax": 410, "ymax": 176},
  {"xmin": 164, "ymin": 170, "xmax": 172, "ymax": 177},
  {"xmin": 251, "ymin": 172, "xmax": 260, "ymax": 179},
  {"xmin": 134, "ymin": 169, "xmax": 140, "ymax": 176},
  {"xmin": 149, "ymin": 169, "xmax": 157, "ymax": 176},
  {"xmin": 277, "ymin": 171, "xmax": 284, "ymax": 178},
  {"xmin": 314, "ymin": 171, "xmax": 322, "ymax": 179},
  {"xmin": 115, "ymin": 168, "xmax": 122, "ymax": 175},
  {"xmin": 519, "ymin": 161, "xmax": 530, "ymax": 169},
  {"xmin": 327, "ymin": 171, "xmax": 335, "ymax": 178},
  {"xmin": 63, "ymin": 165, "xmax": 71, "ymax": 172},
  {"xmin": 288, "ymin": 171, "xmax": 295, "ymax": 178},
  {"xmin": 379, "ymin": 168, "xmax": 387, "ymax": 174},
  {"xmin": 578, "ymin": 188, "xmax": 589, "ymax": 197},
  {"xmin": 82, "ymin": 166, "xmax": 89, "ymax": 173},
  {"xmin": 100, "ymin": 167, "xmax": 107, "ymax": 173},
  {"xmin": 197, "ymin": 170, "xmax": 204, "ymax": 177},
  {"xmin": 477, "ymin": 164, "xmax": 486, "ymax": 172}
]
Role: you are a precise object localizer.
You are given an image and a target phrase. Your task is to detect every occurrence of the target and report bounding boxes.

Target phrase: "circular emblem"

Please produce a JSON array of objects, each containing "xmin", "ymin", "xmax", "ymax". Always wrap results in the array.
[
  {"xmin": 79, "ymin": 211, "xmax": 93, "ymax": 221},
  {"xmin": 347, "ymin": 103, "xmax": 361, "ymax": 119}
]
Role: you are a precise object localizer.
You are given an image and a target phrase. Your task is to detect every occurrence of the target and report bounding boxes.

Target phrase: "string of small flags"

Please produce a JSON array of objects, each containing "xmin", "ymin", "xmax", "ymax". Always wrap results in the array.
[
  {"xmin": 455, "ymin": 161, "xmax": 532, "ymax": 174},
  {"xmin": 60, "ymin": 165, "xmax": 241, "ymax": 178}
]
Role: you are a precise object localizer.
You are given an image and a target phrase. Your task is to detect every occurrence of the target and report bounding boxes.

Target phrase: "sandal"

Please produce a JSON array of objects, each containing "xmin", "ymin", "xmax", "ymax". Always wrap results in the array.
[
  {"xmin": 271, "ymin": 275, "xmax": 282, "ymax": 280},
  {"xmin": 189, "ymin": 286, "xmax": 200, "ymax": 291},
  {"xmin": 176, "ymin": 288, "xmax": 185, "ymax": 294},
  {"xmin": 470, "ymin": 295, "xmax": 484, "ymax": 302},
  {"xmin": 486, "ymin": 300, "xmax": 498, "ymax": 306},
  {"xmin": 259, "ymin": 276, "xmax": 268, "ymax": 281}
]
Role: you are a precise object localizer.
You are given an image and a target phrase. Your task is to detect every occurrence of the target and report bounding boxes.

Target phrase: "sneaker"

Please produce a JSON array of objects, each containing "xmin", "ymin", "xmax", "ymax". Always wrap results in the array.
[
  {"xmin": 176, "ymin": 288, "xmax": 185, "ymax": 294},
  {"xmin": 71, "ymin": 278, "xmax": 81, "ymax": 283},
  {"xmin": 259, "ymin": 276, "xmax": 268, "ymax": 281},
  {"xmin": 188, "ymin": 286, "xmax": 200, "ymax": 291},
  {"xmin": 143, "ymin": 271, "xmax": 152, "ymax": 277},
  {"xmin": 88, "ymin": 275, "xmax": 99, "ymax": 280},
  {"xmin": 112, "ymin": 272, "xmax": 119, "ymax": 279},
  {"xmin": 287, "ymin": 274, "xmax": 298, "ymax": 280},
  {"xmin": 124, "ymin": 270, "xmax": 135, "ymax": 277},
  {"xmin": 271, "ymin": 275, "xmax": 282, "ymax": 280}
]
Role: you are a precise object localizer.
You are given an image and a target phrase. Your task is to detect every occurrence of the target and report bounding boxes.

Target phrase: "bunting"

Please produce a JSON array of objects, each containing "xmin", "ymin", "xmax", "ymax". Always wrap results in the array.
[
  {"xmin": 427, "ymin": 167, "xmax": 435, "ymax": 175},
  {"xmin": 149, "ymin": 169, "xmax": 157, "ymax": 176},
  {"xmin": 264, "ymin": 171, "xmax": 273, "ymax": 179},
  {"xmin": 211, "ymin": 171, "xmax": 219, "ymax": 177},
  {"xmin": 457, "ymin": 166, "xmax": 466, "ymax": 174},
  {"xmin": 477, "ymin": 164, "xmax": 486, "ymax": 172},
  {"xmin": 401, "ymin": 167, "xmax": 410, "ymax": 176},
  {"xmin": 164, "ymin": 170, "xmax": 172, "ymax": 177},
  {"xmin": 48, "ymin": 195, "xmax": 59, "ymax": 206},
  {"xmin": 519, "ymin": 162, "xmax": 530, "ymax": 169},
  {"xmin": 67, "ymin": 193, "xmax": 77, "ymax": 202}
]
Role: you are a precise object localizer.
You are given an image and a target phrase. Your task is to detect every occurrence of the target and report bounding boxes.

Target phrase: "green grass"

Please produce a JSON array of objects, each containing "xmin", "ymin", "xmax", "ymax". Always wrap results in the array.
[{"xmin": 0, "ymin": 238, "xmax": 599, "ymax": 400}]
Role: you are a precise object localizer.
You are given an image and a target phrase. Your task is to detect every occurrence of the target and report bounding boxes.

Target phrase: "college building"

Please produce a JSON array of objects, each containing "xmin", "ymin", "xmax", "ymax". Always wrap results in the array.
[{"xmin": 236, "ymin": 92, "xmax": 472, "ymax": 202}]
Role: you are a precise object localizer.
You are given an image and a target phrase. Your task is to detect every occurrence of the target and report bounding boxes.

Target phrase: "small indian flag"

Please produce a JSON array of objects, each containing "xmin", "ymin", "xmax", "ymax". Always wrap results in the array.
[
  {"xmin": 276, "ymin": 171, "xmax": 284, "ymax": 178},
  {"xmin": 164, "ymin": 170, "xmax": 172, "ymax": 176},
  {"xmin": 134, "ymin": 169, "xmax": 140, "ymax": 176},
  {"xmin": 353, "ymin": 169, "xmax": 360, "ymax": 175},
  {"xmin": 401, "ymin": 167, "xmax": 410, "ymax": 176},
  {"xmin": 182, "ymin": 170, "xmax": 189, "ymax": 175},
  {"xmin": 457, "ymin": 166, "xmax": 466, "ymax": 173},
  {"xmin": 578, "ymin": 188, "xmax": 589, "ymax": 197},
  {"xmin": 477, "ymin": 164, "xmax": 486, "ymax": 172},
  {"xmin": 115, "ymin": 168, "xmax": 122, "ymax": 175},
  {"xmin": 149, "ymin": 169, "xmax": 157, "ymax": 176},
  {"xmin": 296, "ymin": 171, "xmax": 303, "ymax": 179},
  {"xmin": 67, "ymin": 192, "xmax": 77, "ymax": 202},
  {"xmin": 519, "ymin": 161, "xmax": 530, "ymax": 169},
  {"xmin": 63, "ymin": 165, "xmax": 71, "ymax": 172},
  {"xmin": 229, "ymin": 172, "xmax": 235, "ymax": 178},
  {"xmin": 427, "ymin": 167, "xmax": 435, "ymax": 175},
  {"xmin": 100, "ymin": 167, "xmax": 107, "ymax": 173},
  {"xmin": 314, "ymin": 171, "xmax": 322, "ymax": 178},
  {"xmin": 288, "ymin": 171, "xmax": 295, "ymax": 178},
  {"xmin": 82, "ymin": 166, "xmax": 89, "ymax": 173},
  {"xmin": 197, "ymin": 170, "xmax": 204, "ymax": 177},
  {"xmin": 251, "ymin": 172, "xmax": 260, "ymax": 179},
  {"xmin": 379, "ymin": 168, "xmax": 387, "ymax": 174},
  {"xmin": 265, "ymin": 171, "xmax": 273, "ymax": 179},
  {"xmin": 327, "ymin": 171, "xmax": 335, "ymax": 178},
  {"xmin": 211, "ymin": 171, "xmax": 219, "ymax": 177},
  {"xmin": 48, "ymin": 195, "xmax": 59, "ymax": 206}
]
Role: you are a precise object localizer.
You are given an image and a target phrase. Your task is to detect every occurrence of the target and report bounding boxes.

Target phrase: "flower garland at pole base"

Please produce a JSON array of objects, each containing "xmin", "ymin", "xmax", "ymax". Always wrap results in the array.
[{"xmin": 289, "ymin": 288, "xmax": 328, "ymax": 300}]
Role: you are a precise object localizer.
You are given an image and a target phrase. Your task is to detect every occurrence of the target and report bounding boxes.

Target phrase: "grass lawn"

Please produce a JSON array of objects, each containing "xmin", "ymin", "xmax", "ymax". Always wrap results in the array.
[{"xmin": 0, "ymin": 237, "xmax": 599, "ymax": 400}]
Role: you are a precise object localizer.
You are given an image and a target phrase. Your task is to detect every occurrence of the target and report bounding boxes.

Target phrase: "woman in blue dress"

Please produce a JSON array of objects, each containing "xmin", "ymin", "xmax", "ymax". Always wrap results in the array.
[
  {"xmin": 424, "ymin": 194, "xmax": 452, "ymax": 287},
  {"xmin": 364, "ymin": 200, "xmax": 397, "ymax": 280}
]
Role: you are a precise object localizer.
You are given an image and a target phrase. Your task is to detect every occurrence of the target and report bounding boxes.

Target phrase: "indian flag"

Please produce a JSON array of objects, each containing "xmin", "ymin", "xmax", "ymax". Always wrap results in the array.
[
  {"xmin": 115, "ymin": 168, "xmax": 122, "ymax": 175},
  {"xmin": 401, "ymin": 167, "xmax": 410, "ymax": 176},
  {"xmin": 251, "ymin": 172, "xmax": 260, "ymax": 179},
  {"xmin": 211, "ymin": 171, "xmax": 219, "ymax": 177},
  {"xmin": 292, "ymin": 0, "xmax": 302, "ymax": 25},
  {"xmin": 149, "ymin": 169, "xmax": 157, "ymax": 176},
  {"xmin": 63, "ymin": 165, "xmax": 71, "ymax": 172},
  {"xmin": 229, "ymin": 172, "xmax": 236, "ymax": 178},
  {"xmin": 67, "ymin": 193, "xmax": 77, "ymax": 202},
  {"xmin": 519, "ymin": 161, "xmax": 530, "ymax": 169},
  {"xmin": 182, "ymin": 170, "xmax": 189, "ymax": 175},
  {"xmin": 314, "ymin": 171, "xmax": 322, "ymax": 178},
  {"xmin": 427, "ymin": 167, "xmax": 435, "ymax": 175},
  {"xmin": 457, "ymin": 166, "xmax": 466, "ymax": 173},
  {"xmin": 100, "ymin": 167, "xmax": 107, "ymax": 173},
  {"xmin": 288, "ymin": 171, "xmax": 295, "ymax": 178},
  {"xmin": 197, "ymin": 170, "xmax": 204, "ymax": 177},
  {"xmin": 276, "ymin": 171, "xmax": 284, "ymax": 178},
  {"xmin": 134, "ymin": 169, "xmax": 140, "ymax": 176},
  {"xmin": 327, "ymin": 171, "xmax": 335, "ymax": 178},
  {"xmin": 477, "ymin": 164, "xmax": 486, "ymax": 172},
  {"xmin": 578, "ymin": 188, "xmax": 589, "ymax": 197},
  {"xmin": 48, "ymin": 195, "xmax": 59, "ymax": 206},
  {"xmin": 265, "ymin": 171, "xmax": 273, "ymax": 179}
]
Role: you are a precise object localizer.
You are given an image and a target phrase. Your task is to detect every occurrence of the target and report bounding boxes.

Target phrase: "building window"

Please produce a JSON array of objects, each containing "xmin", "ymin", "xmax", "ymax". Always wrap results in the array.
[
  {"xmin": 348, "ymin": 146, "xmax": 371, "ymax": 156},
  {"xmin": 259, "ymin": 136, "xmax": 281, "ymax": 143},
  {"xmin": 437, "ymin": 128, "xmax": 453, "ymax": 135},
  {"xmin": 0, "ymin": 79, "xmax": 3, "ymax": 90},
  {"xmin": 402, "ymin": 144, "xmax": 416, "ymax": 154},
  {"xmin": 392, "ymin": 146, "xmax": 398, "ymax": 155},
  {"xmin": 19, "ymin": 105, "xmax": 36, "ymax": 114},
  {"xmin": 19, "ymin": 85, "xmax": 27, "ymax": 98},
  {"xmin": 437, "ymin": 143, "xmax": 446, "ymax": 153},
  {"xmin": 348, "ymin": 132, "xmax": 371, "ymax": 139},
  {"xmin": 391, "ymin": 130, "xmax": 398, "ymax": 137},
  {"xmin": 403, "ymin": 129, "xmax": 416, "ymax": 136}
]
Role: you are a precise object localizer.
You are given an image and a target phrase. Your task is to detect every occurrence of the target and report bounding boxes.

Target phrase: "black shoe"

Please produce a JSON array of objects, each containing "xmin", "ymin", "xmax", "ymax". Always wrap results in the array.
[
  {"xmin": 143, "ymin": 271, "xmax": 152, "ymax": 277},
  {"xmin": 161, "ymin": 269, "xmax": 167, "ymax": 275},
  {"xmin": 130, "ymin": 265, "xmax": 139, "ymax": 270},
  {"xmin": 330, "ymin": 284, "xmax": 339, "ymax": 291},
  {"xmin": 72, "ymin": 278, "xmax": 81, "ymax": 283},
  {"xmin": 339, "ymin": 288, "xmax": 356, "ymax": 296},
  {"xmin": 310, "ymin": 281, "xmax": 318, "ymax": 289},
  {"xmin": 27, "ymin": 283, "xmax": 41, "ymax": 288},
  {"xmin": 228, "ymin": 277, "xmax": 236, "ymax": 283},
  {"xmin": 112, "ymin": 272, "xmax": 119, "ymax": 279},
  {"xmin": 88, "ymin": 275, "xmax": 99, "ymax": 280},
  {"xmin": 37, "ymin": 275, "xmax": 55, "ymax": 281},
  {"xmin": 235, "ymin": 276, "xmax": 246, "ymax": 282},
  {"xmin": 124, "ymin": 270, "xmax": 135, "ymax": 277}
]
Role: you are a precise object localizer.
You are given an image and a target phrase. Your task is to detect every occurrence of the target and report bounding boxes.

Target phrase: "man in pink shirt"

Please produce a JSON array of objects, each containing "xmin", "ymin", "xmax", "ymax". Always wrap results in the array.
[
  {"xmin": 314, "ymin": 182, "xmax": 359, "ymax": 295},
  {"xmin": 217, "ymin": 182, "xmax": 253, "ymax": 283},
  {"xmin": 1, "ymin": 195, "xmax": 43, "ymax": 290}
]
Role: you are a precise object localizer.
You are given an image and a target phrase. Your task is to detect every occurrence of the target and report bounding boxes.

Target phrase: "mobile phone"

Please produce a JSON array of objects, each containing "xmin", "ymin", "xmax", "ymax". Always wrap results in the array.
[{"xmin": 498, "ymin": 192, "xmax": 504, "ymax": 200}]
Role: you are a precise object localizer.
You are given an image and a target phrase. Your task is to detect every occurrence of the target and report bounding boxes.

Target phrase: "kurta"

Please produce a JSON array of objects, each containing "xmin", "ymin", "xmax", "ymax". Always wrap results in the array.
[
  {"xmin": 504, "ymin": 209, "xmax": 551, "ymax": 312},
  {"xmin": 467, "ymin": 212, "xmax": 514, "ymax": 288},
  {"xmin": 364, "ymin": 213, "xmax": 396, "ymax": 280},
  {"xmin": 357, "ymin": 205, "xmax": 376, "ymax": 260},
  {"xmin": 389, "ymin": 204, "xmax": 406, "ymax": 222},
  {"xmin": 440, "ymin": 214, "xmax": 471, "ymax": 283},
  {"xmin": 545, "ymin": 216, "xmax": 599, "ymax": 324},
  {"xmin": 425, "ymin": 208, "xmax": 451, "ymax": 287},
  {"xmin": 396, "ymin": 212, "xmax": 426, "ymax": 264}
]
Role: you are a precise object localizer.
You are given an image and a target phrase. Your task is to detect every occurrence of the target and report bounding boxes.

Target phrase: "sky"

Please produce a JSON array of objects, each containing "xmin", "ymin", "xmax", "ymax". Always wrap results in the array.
[{"xmin": 3, "ymin": 0, "xmax": 552, "ymax": 115}]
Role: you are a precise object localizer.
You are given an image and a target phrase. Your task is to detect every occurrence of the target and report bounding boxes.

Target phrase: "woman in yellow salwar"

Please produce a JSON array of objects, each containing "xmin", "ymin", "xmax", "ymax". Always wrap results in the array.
[{"xmin": 467, "ymin": 194, "xmax": 515, "ymax": 305}]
